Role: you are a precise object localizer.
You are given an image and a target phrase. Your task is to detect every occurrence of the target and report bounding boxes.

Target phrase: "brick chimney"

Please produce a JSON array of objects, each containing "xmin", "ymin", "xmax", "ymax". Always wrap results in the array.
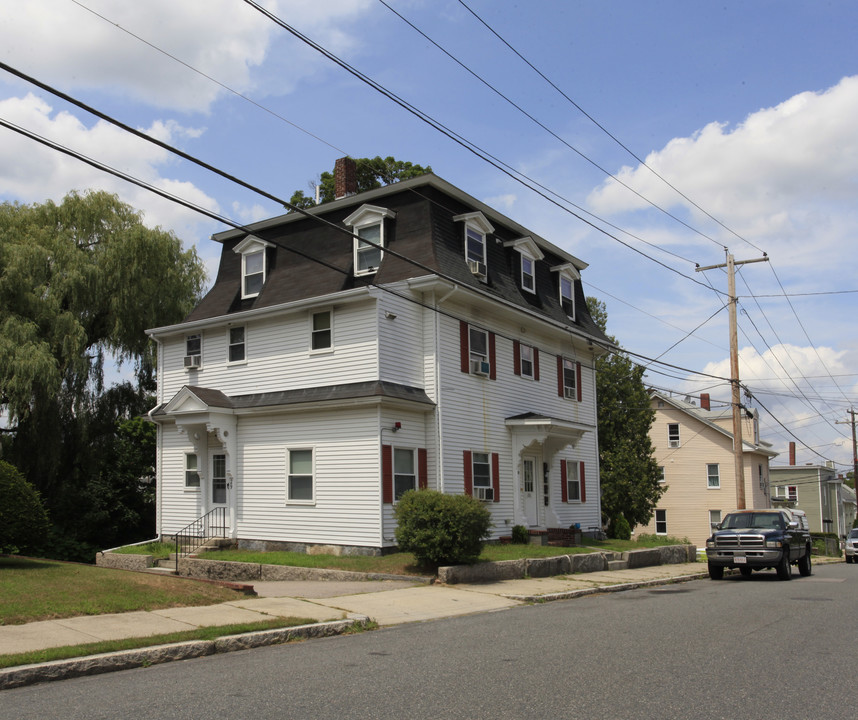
[
  {"xmin": 700, "ymin": 393, "xmax": 710, "ymax": 411},
  {"xmin": 789, "ymin": 441, "xmax": 796, "ymax": 466},
  {"xmin": 334, "ymin": 157, "xmax": 357, "ymax": 200}
]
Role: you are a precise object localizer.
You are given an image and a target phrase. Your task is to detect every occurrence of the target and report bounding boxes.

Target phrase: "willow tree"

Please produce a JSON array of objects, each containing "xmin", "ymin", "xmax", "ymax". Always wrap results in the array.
[
  {"xmin": 0, "ymin": 190, "xmax": 205, "ymax": 557},
  {"xmin": 587, "ymin": 297, "xmax": 665, "ymax": 536}
]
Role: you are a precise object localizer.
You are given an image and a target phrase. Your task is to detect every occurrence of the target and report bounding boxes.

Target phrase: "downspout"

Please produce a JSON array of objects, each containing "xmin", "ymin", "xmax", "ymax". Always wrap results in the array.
[
  {"xmin": 147, "ymin": 333, "xmax": 164, "ymax": 541},
  {"xmin": 433, "ymin": 284, "xmax": 459, "ymax": 493},
  {"xmin": 590, "ymin": 343, "xmax": 603, "ymax": 535}
]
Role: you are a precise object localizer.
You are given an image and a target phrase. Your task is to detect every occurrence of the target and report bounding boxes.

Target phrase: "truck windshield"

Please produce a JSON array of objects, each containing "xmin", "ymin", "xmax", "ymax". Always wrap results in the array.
[{"xmin": 722, "ymin": 513, "xmax": 784, "ymax": 530}]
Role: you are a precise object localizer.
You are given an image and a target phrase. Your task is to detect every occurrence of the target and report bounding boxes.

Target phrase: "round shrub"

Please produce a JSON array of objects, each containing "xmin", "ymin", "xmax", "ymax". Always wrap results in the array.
[
  {"xmin": 0, "ymin": 460, "xmax": 50, "ymax": 555},
  {"xmin": 609, "ymin": 514, "xmax": 632, "ymax": 541},
  {"xmin": 511, "ymin": 524, "xmax": 530, "ymax": 544},
  {"xmin": 393, "ymin": 489, "xmax": 492, "ymax": 567}
]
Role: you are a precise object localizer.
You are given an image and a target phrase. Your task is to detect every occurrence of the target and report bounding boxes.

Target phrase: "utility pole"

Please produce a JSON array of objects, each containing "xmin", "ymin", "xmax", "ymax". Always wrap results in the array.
[
  {"xmin": 697, "ymin": 250, "xmax": 769, "ymax": 510},
  {"xmin": 836, "ymin": 408, "xmax": 858, "ymax": 499}
]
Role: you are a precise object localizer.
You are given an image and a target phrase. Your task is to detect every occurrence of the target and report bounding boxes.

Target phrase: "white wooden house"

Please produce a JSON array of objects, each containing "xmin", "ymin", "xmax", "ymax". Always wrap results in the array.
[{"xmin": 147, "ymin": 159, "xmax": 611, "ymax": 554}]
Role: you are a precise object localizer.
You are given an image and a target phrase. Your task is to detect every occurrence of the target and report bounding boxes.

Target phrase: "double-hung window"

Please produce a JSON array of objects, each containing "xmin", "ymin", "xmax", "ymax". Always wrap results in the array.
[
  {"xmin": 311, "ymin": 310, "xmax": 332, "ymax": 351},
  {"xmin": 551, "ymin": 263, "xmax": 579, "ymax": 319},
  {"xmin": 233, "ymin": 235, "xmax": 272, "ymax": 299},
  {"xmin": 185, "ymin": 333, "xmax": 202, "ymax": 369},
  {"xmin": 710, "ymin": 510, "xmax": 722, "ymax": 531},
  {"xmin": 185, "ymin": 453, "xmax": 200, "ymax": 489},
  {"xmin": 344, "ymin": 204, "xmax": 396, "ymax": 277},
  {"xmin": 566, "ymin": 461, "xmax": 581, "ymax": 502},
  {"xmin": 521, "ymin": 255, "xmax": 535, "ymax": 293},
  {"xmin": 469, "ymin": 326, "xmax": 489, "ymax": 376},
  {"xmin": 707, "ymin": 463, "xmax": 720, "ymax": 489},
  {"xmin": 668, "ymin": 423, "xmax": 680, "ymax": 448},
  {"xmin": 504, "ymin": 237, "xmax": 543, "ymax": 294},
  {"xmin": 776, "ymin": 485, "xmax": 798, "ymax": 502},
  {"xmin": 228, "ymin": 326, "xmax": 245, "ymax": 363},
  {"xmin": 655, "ymin": 509, "xmax": 667, "ymax": 535},
  {"xmin": 520, "ymin": 343, "xmax": 535, "ymax": 379},
  {"xmin": 561, "ymin": 358, "xmax": 577, "ymax": 399},
  {"xmin": 287, "ymin": 448, "xmax": 314, "ymax": 503},
  {"xmin": 393, "ymin": 448, "xmax": 416, "ymax": 501},
  {"xmin": 657, "ymin": 466, "xmax": 666, "ymax": 484},
  {"xmin": 472, "ymin": 451, "xmax": 492, "ymax": 500},
  {"xmin": 454, "ymin": 212, "xmax": 494, "ymax": 279}
]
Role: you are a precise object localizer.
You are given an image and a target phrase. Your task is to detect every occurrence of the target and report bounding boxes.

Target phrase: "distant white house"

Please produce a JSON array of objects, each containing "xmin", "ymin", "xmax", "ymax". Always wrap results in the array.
[{"xmin": 147, "ymin": 160, "xmax": 611, "ymax": 554}]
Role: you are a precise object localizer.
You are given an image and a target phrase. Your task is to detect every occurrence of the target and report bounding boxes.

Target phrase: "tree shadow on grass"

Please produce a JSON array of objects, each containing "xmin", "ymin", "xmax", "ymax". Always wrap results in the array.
[{"xmin": 0, "ymin": 556, "xmax": 61, "ymax": 570}]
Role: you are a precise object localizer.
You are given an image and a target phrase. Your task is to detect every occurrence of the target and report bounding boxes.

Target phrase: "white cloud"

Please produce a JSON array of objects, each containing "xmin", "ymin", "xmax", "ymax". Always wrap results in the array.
[
  {"xmin": 0, "ymin": 93, "xmax": 218, "ymax": 243},
  {"xmin": 0, "ymin": 0, "xmax": 374, "ymax": 113},
  {"xmin": 587, "ymin": 76, "xmax": 858, "ymax": 271}
]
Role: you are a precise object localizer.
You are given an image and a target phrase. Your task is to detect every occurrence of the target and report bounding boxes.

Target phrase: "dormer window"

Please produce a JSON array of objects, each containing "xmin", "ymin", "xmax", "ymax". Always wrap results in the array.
[
  {"xmin": 344, "ymin": 204, "xmax": 396, "ymax": 277},
  {"xmin": 504, "ymin": 237, "xmax": 543, "ymax": 295},
  {"xmin": 551, "ymin": 263, "xmax": 581, "ymax": 319},
  {"xmin": 454, "ymin": 212, "xmax": 494, "ymax": 279},
  {"xmin": 233, "ymin": 235, "xmax": 273, "ymax": 299}
]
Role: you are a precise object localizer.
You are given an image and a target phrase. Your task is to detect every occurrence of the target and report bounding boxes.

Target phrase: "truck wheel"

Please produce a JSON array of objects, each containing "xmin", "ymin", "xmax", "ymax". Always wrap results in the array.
[
  {"xmin": 847, "ymin": 556, "xmax": 853, "ymax": 564},
  {"xmin": 776, "ymin": 551, "xmax": 792, "ymax": 580},
  {"xmin": 708, "ymin": 563, "xmax": 724, "ymax": 580},
  {"xmin": 798, "ymin": 548, "xmax": 812, "ymax": 577},
  {"xmin": 740, "ymin": 567, "xmax": 752, "ymax": 577}
]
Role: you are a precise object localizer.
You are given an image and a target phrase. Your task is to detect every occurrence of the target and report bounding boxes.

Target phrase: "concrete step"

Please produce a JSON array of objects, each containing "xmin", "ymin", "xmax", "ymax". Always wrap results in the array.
[{"xmin": 607, "ymin": 560, "xmax": 629, "ymax": 571}]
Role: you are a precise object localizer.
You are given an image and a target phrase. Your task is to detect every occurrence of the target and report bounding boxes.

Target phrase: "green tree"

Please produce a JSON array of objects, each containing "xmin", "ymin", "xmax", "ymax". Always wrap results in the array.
[
  {"xmin": 289, "ymin": 156, "xmax": 432, "ymax": 209},
  {"xmin": 587, "ymin": 297, "xmax": 665, "ymax": 536},
  {"xmin": 0, "ymin": 460, "xmax": 50, "ymax": 555},
  {"xmin": 0, "ymin": 190, "xmax": 205, "ymax": 559}
]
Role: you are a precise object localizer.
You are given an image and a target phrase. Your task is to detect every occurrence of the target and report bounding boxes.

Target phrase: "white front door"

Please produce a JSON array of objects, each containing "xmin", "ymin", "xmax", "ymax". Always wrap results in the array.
[{"xmin": 522, "ymin": 455, "xmax": 540, "ymax": 526}]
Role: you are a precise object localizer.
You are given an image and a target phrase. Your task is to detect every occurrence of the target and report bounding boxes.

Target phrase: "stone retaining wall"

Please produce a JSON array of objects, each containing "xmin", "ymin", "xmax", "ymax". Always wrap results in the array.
[
  {"xmin": 95, "ymin": 552, "xmax": 154, "ymax": 572},
  {"xmin": 176, "ymin": 557, "xmax": 427, "ymax": 583},
  {"xmin": 438, "ymin": 544, "xmax": 696, "ymax": 584}
]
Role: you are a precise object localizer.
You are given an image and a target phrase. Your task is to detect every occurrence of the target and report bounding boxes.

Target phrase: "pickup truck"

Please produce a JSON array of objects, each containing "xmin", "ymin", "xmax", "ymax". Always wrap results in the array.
[{"xmin": 705, "ymin": 508, "xmax": 812, "ymax": 580}]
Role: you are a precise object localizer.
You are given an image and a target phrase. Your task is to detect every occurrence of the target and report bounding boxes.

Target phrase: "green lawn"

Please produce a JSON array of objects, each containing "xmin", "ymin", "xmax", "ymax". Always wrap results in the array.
[{"xmin": 0, "ymin": 556, "xmax": 247, "ymax": 625}]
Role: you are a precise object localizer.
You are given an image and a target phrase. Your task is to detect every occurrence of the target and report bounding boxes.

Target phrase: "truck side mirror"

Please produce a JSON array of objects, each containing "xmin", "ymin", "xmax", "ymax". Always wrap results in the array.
[{"xmin": 787, "ymin": 521, "xmax": 798, "ymax": 530}]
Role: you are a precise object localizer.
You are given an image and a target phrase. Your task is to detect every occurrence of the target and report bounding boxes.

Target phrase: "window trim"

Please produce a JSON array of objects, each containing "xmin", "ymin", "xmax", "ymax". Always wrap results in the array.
[
  {"xmin": 464, "ymin": 449, "xmax": 499, "ymax": 502},
  {"xmin": 310, "ymin": 309, "xmax": 333, "ymax": 353},
  {"xmin": 707, "ymin": 463, "xmax": 721, "ymax": 489},
  {"xmin": 655, "ymin": 509, "xmax": 667, "ymax": 535},
  {"xmin": 233, "ymin": 235, "xmax": 273, "ymax": 300},
  {"xmin": 286, "ymin": 447, "xmax": 315, "ymax": 505},
  {"xmin": 558, "ymin": 356, "xmax": 581, "ymax": 401},
  {"xmin": 550, "ymin": 263, "xmax": 580, "ymax": 320},
  {"xmin": 514, "ymin": 341, "xmax": 539, "ymax": 380},
  {"xmin": 709, "ymin": 509, "xmax": 722, "ymax": 531},
  {"xmin": 344, "ymin": 204, "xmax": 396, "ymax": 277},
  {"xmin": 185, "ymin": 453, "xmax": 200, "ymax": 491},
  {"xmin": 657, "ymin": 466, "xmax": 666, "ymax": 484},
  {"xmin": 227, "ymin": 325, "xmax": 246, "ymax": 364},
  {"xmin": 468, "ymin": 325, "xmax": 491, "ymax": 377},
  {"xmin": 668, "ymin": 423, "xmax": 680, "ymax": 448},
  {"xmin": 454, "ymin": 211, "xmax": 494, "ymax": 279},
  {"xmin": 185, "ymin": 333, "xmax": 202, "ymax": 371},
  {"xmin": 565, "ymin": 461, "xmax": 581, "ymax": 502},
  {"xmin": 393, "ymin": 447, "xmax": 417, "ymax": 502}
]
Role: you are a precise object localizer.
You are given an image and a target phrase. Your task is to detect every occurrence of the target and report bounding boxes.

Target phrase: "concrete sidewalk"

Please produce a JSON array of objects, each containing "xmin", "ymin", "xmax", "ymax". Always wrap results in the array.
[{"xmin": 0, "ymin": 562, "xmax": 706, "ymax": 690}]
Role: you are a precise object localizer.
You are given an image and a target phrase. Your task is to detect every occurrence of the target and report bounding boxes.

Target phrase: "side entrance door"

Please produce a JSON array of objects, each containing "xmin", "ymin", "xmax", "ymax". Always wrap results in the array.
[{"xmin": 522, "ymin": 455, "xmax": 540, "ymax": 527}]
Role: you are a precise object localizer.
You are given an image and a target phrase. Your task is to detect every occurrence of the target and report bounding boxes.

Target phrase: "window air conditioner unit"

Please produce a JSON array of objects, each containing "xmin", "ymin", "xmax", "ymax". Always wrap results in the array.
[
  {"xmin": 668, "ymin": 440, "xmax": 680, "ymax": 448},
  {"xmin": 467, "ymin": 259, "xmax": 487, "ymax": 277},
  {"xmin": 184, "ymin": 355, "xmax": 202, "ymax": 369},
  {"xmin": 474, "ymin": 486, "xmax": 494, "ymax": 501},
  {"xmin": 471, "ymin": 360, "xmax": 490, "ymax": 376},
  {"xmin": 564, "ymin": 386, "xmax": 576, "ymax": 399}
]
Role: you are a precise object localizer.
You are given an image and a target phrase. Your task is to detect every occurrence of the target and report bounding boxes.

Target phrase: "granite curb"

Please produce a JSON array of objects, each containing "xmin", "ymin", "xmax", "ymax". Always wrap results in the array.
[
  {"xmin": 502, "ymin": 570, "xmax": 710, "ymax": 602},
  {"xmin": 0, "ymin": 616, "xmax": 371, "ymax": 691}
]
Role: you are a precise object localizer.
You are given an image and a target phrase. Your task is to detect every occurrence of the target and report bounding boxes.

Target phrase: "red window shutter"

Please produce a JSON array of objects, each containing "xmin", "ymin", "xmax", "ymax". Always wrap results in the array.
[
  {"xmin": 459, "ymin": 321, "xmax": 469, "ymax": 374},
  {"xmin": 418, "ymin": 448, "xmax": 428, "ymax": 490},
  {"xmin": 513, "ymin": 340, "xmax": 521, "ymax": 376},
  {"xmin": 488, "ymin": 332, "xmax": 496, "ymax": 380},
  {"xmin": 492, "ymin": 452, "xmax": 500, "ymax": 502},
  {"xmin": 533, "ymin": 348, "xmax": 540, "ymax": 381},
  {"xmin": 463, "ymin": 450, "xmax": 473, "ymax": 496},
  {"xmin": 382, "ymin": 445, "xmax": 393, "ymax": 504},
  {"xmin": 576, "ymin": 361, "xmax": 582, "ymax": 402},
  {"xmin": 557, "ymin": 356, "xmax": 564, "ymax": 397},
  {"xmin": 560, "ymin": 459, "xmax": 568, "ymax": 503},
  {"xmin": 580, "ymin": 461, "xmax": 586, "ymax": 503}
]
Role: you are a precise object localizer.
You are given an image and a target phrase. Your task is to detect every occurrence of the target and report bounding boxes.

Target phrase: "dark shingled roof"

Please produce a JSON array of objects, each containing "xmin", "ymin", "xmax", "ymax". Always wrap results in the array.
[
  {"xmin": 184, "ymin": 174, "xmax": 610, "ymax": 346},
  {"xmin": 152, "ymin": 381, "xmax": 434, "ymax": 417}
]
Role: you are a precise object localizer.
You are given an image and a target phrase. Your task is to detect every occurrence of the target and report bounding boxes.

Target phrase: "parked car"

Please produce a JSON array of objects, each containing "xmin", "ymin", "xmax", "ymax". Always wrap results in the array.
[
  {"xmin": 705, "ymin": 508, "xmax": 812, "ymax": 580},
  {"xmin": 845, "ymin": 528, "xmax": 858, "ymax": 563}
]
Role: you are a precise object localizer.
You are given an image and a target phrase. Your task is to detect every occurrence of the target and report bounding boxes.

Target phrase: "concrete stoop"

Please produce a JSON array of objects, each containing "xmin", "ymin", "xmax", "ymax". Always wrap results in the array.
[{"xmin": 607, "ymin": 560, "xmax": 629, "ymax": 571}]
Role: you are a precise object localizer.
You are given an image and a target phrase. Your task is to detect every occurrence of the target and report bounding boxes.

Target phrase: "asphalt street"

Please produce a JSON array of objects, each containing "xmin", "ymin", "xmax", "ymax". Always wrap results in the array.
[{"xmin": 2, "ymin": 562, "xmax": 855, "ymax": 719}]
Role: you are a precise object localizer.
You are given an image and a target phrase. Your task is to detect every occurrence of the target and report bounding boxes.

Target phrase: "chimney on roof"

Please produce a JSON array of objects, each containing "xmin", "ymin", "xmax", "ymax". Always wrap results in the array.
[
  {"xmin": 700, "ymin": 393, "xmax": 710, "ymax": 411},
  {"xmin": 334, "ymin": 157, "xmax": 357, "ymax": 200},
  {"xmin": 789, "ymin": 441, "xmax": 796, "ymax": 466}
]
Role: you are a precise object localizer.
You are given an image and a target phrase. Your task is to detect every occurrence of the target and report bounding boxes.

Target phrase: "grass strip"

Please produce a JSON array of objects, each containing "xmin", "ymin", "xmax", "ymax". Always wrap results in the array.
[{"xmin": 0, "ymin": 616, "xmax": 319, "ymax": 669}]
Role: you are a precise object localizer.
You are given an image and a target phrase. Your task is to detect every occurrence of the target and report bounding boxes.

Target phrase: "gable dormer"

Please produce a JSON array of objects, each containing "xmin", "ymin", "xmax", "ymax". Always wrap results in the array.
[
  {"xmin": 344, "ymin": 204, "xmax": 396, "ymax": 276},
  {"xmin": 550, "ymin": 262, "xmax": 580, "ymax": 319},
  {"xmin": 453, "ymin": 211, "xmax": 494, "ymax": 280},
  {"xmin": 503, "ymin": 236, "xmax": 545, "ymax": 294},
  {"xmin": 233, "ymin": 235, "xmax": 273, "ymax": 299}
]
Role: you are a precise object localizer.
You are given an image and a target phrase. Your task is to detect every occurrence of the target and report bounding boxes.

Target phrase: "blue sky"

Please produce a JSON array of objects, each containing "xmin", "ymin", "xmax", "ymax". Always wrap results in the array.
[{"xmin": 1, "ymin": 0, "xmax": 856, "ymax": 472}]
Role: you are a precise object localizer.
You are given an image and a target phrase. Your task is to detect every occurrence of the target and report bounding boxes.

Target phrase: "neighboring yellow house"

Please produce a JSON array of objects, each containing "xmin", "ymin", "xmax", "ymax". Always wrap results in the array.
[{"xmin": 636, "ymin": 391, "xmax": 778, "ymax": 547}]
